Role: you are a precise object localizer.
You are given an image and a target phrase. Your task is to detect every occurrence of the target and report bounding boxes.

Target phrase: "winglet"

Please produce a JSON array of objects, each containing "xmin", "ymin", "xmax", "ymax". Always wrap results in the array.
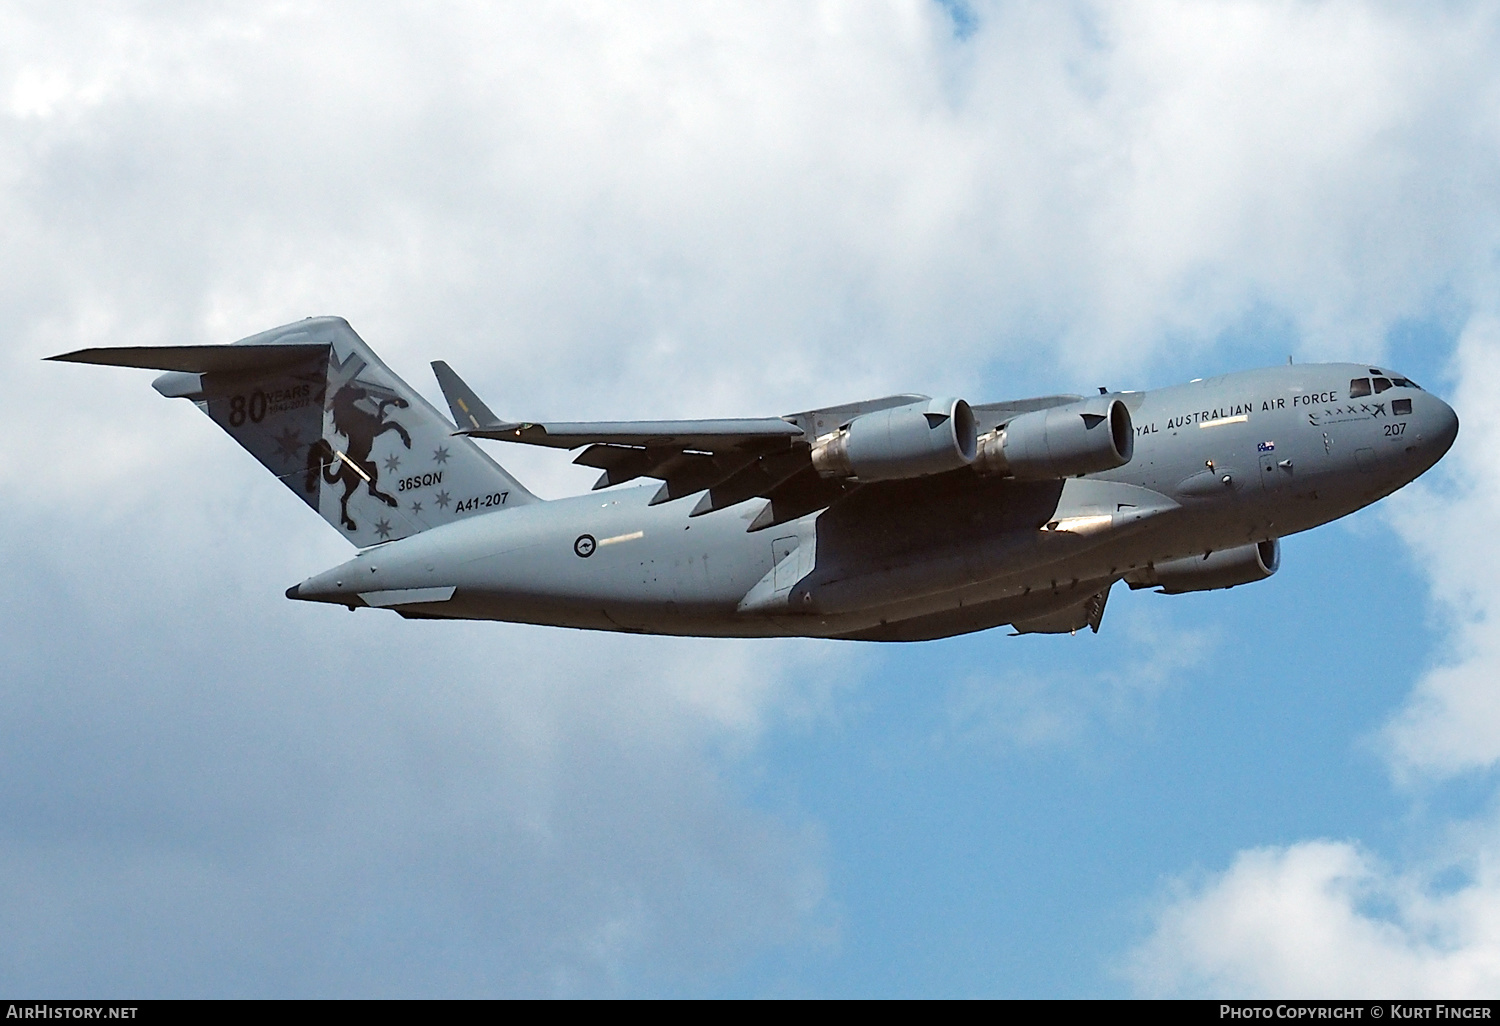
[{"xmin": 431, "ymin": 360, "xmax": 505, "ymax": 431}]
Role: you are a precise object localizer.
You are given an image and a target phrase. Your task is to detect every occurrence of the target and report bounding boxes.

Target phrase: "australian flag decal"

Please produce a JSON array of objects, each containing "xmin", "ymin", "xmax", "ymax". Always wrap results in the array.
[{"xmin": 1257, "ymin": 440, "xmax": 1276, "ymax": 452}]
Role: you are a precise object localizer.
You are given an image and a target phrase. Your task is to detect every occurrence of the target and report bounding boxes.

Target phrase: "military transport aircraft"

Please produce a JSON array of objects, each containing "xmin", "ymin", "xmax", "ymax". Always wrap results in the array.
[{"xmin": 49, "ymin": 317, "xmax": 1458, "ymax": 640}]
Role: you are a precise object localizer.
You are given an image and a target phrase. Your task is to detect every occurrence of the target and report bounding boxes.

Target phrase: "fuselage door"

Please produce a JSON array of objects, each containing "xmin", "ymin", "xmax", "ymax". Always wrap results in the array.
[{"xmin": 772, "ymin": 536, "xmax": 799, "ymax": 591}]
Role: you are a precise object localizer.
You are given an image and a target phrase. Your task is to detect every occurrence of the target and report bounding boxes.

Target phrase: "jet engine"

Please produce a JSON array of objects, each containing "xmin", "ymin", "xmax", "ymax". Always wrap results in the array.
[
  {"xmin": 973, "ymin": 397, "xmax": 1133, "ymax": 480},
  {"xmin": 1125, "ymin": 539, "xmax": 1280, "ymax": 594},
  {"xmin": 811, "ymin": 398, "xmax": 977, "ymax": 482}
]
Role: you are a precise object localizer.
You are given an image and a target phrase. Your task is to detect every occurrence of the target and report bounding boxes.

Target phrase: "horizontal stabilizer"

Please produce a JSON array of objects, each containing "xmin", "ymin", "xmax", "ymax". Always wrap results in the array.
[{"xmin": 47, "ymin": 343, "xmax": 329, "ymax": 374}]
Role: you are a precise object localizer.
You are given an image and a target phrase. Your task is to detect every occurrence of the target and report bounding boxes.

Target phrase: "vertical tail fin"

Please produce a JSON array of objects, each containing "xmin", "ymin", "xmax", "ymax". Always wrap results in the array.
[{"xmin": 50, "ymin": 317, "xmax": 538, "ymax": 547}]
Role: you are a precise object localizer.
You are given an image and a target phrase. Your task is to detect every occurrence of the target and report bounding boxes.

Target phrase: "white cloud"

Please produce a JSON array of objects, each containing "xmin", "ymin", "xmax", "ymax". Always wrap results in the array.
[
  {"xmin": 7, "ymin": 1, "xmax": 1495, "ymax": 417},
  {"xmin": 7, "ymin": 0, "xmax": 1500, "ymax": 996},
  {"xmin": 1128, "ymin": 836, "xmax": 1500, "ymax": 998}
]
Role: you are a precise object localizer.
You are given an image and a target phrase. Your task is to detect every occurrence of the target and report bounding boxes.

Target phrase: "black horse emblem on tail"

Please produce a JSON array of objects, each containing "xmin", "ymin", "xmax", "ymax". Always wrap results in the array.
[{"xmin": 305, "ymin": 383, "xmax": 412, "ymax": 531}]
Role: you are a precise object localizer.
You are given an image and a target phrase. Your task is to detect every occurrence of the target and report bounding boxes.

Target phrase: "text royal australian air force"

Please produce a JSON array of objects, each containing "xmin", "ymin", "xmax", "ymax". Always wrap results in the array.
[{"xmin": 1133, "ymin": 378, "xmax": 1399, "ymax": 439}]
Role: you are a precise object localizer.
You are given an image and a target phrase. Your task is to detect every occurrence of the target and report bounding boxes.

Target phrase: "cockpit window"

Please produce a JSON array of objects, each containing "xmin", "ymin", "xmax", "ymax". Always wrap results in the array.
[
  {"xmin": 1391, "ymin": 377, "xmax": 1422, "ymax": 390},
  {"xmin": 1393, "ymin": 398, "xmax": 1413, "ymax": 415},
  {"xmin": 1373, "ymin": 377, "xmax": 1392, "ymax": 393},
  {"xmin": 1349, "ymin": 377, "xmax": 1372, "ymax": 397}
]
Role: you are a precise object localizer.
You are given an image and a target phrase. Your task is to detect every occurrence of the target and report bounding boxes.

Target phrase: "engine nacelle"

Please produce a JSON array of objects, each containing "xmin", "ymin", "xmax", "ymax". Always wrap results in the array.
[
  {"xmin": 973, "ymin": 397, "xmax": 1133, "ymax": 480},
  {"xmin": 811, "ymin": 398, "xmax": 977, "ymax": 482},
  {"xmin": 1126, "ymin": 539, "xmax": 1280, "ymax": 594}
]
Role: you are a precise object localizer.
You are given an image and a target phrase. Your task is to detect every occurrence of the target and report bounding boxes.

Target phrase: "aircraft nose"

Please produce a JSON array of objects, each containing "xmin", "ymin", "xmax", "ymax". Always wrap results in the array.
[{"xmin": 1429, "ymin": 395, "xmax": 1459, "ymax": 459}]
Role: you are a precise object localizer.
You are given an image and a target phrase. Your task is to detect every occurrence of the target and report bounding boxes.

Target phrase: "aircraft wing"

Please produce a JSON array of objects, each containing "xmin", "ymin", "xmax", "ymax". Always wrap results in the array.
[
  {"xmin": 433, "ymin": 360, "xmax": 835, "ymax": 526},
  {"xmin": 431, "ymin": 359, "xmax": 1095, "ymax": 531},
  {"xmin": 432, "ymin": 361, "xmax": 801, "ymax": 449},
  {"xmin": 449, "ymin": 416, "xmax": 802, "ymax": 451}
]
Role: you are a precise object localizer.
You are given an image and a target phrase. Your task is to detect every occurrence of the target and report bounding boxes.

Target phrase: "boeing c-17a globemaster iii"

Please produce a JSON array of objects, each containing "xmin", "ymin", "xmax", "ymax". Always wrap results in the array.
[{"xmin": 49, "ymin": 317, "xmax": 1458, "ymax": 640}]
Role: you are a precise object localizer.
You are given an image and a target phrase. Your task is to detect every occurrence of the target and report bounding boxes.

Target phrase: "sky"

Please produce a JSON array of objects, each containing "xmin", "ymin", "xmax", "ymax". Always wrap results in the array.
[{"xmin": 3, "ymin": 0, "xmax": 1500, "ymax": 997}]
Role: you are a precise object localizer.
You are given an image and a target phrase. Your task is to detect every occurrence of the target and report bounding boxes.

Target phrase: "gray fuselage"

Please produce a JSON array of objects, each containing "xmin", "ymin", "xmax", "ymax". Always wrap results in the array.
[{"xmin": 291, "ymin": 362, "xmax": 1458, "ymax": 640}]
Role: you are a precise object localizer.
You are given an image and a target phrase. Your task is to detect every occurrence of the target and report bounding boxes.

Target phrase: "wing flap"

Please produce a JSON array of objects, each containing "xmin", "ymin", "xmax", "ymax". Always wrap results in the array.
[
  {"xmin": 574, "ymin": 444, "xmax": 686, "ymax": 489},
  {"xmin": 747, "ymin": 466, "xmax": 854, "ymax": 532},
  {"xmin": 647, "ymin": 452, "xmax": 760, "ymax": 505},
  {"xmin": 689, "ymin": 448, "xmax": 811, "ymax": 517}
]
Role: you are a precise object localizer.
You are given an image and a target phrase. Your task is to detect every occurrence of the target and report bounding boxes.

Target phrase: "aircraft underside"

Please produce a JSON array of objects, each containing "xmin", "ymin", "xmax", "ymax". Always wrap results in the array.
[{"xmin": 359, "ymin": 470, "xmax": 1388, "ymax": 641}]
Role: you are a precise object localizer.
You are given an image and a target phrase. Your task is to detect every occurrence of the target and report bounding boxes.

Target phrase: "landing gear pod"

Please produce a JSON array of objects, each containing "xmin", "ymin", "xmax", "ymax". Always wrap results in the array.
[
  {"xmin": 974, "ymin": 397, "xmax": 1133, "ymax": 479},
  {"xmin": 1126, "ymin": 539, "xmax": 1280, "ymax": 594},
  {"xmin": 811, "ymin": 398, "xmax": 977, "ymax": 482}
]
